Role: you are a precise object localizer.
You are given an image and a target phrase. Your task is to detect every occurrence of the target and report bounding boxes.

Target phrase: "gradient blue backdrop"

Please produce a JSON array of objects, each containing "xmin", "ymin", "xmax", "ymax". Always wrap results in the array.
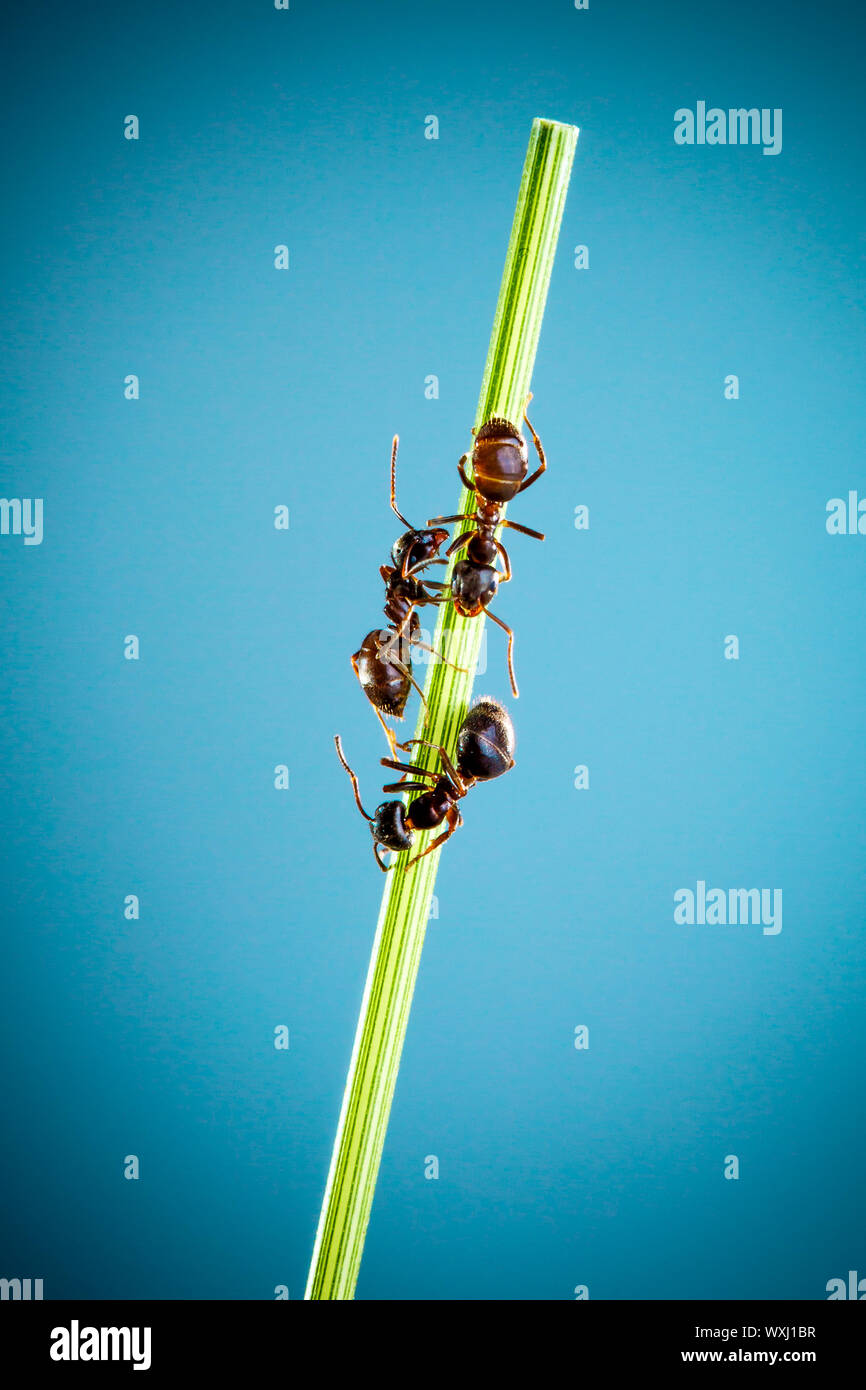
[{"xmin": 1, "ymin": 0, "xmax": 864, "ymax": 1300}]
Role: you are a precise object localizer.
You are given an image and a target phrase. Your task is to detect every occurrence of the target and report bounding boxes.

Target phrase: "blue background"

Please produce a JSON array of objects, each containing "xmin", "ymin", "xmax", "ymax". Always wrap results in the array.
[{"xmin": 1, "ymin": 0, "xmax": 864, "ymax": 1300}]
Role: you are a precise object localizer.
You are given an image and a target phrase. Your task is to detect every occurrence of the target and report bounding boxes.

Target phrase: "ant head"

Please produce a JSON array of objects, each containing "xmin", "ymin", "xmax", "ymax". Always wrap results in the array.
[
  {"xmin": 456, "ymin": 697, "xmax": 515, "ymax": 782},
  {"xmin": 371, "ymin": 801, "xmax": 414, "ymax": 853},
  {"xmin": 391, "ymin": 526, "xmax": 449, "ymax": 575},
  {"xmin": 451, "ymin": 558, "xmax": 498, "ymax": 614},
  {"xmin": 467, "ymin": 533, "xmax": 498, "ymax": 567}
]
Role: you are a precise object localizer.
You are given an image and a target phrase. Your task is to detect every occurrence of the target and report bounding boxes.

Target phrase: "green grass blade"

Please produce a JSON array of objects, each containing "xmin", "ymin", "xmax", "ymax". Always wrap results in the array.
[{"xmin": 305, "ymin": 117, "xmax": 579, "ymax": 1300}]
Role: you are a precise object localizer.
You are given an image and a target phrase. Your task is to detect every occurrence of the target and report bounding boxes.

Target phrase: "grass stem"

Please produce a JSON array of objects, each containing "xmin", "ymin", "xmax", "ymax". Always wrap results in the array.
[{"xmin": 305, "ymin": 117, "xmax": 579, "ymax": 1300}]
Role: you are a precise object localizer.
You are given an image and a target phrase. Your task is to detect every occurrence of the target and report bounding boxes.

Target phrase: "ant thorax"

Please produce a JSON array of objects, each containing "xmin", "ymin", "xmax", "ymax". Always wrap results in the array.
[
  {"xmin": 408, "ymin": 777, "xmax": 456, "ymax": 831},
  {"xmin": 476, "ymin": 497, "xmax": 501, "ymax": 525}
]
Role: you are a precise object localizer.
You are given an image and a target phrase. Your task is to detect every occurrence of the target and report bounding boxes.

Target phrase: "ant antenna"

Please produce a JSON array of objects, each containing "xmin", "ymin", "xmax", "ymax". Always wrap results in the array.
[
  {"xmin": 389, "ymin": 435, "xmax": 414, "ymax": 530},
  {"xmin": 334, "ymin": 736, "xmax": 372, "ymax": 821}
]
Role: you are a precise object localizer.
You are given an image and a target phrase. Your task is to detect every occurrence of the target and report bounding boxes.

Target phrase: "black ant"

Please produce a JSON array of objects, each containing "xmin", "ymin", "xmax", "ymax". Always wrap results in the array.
[
  {"xmin": 352, "ymin": 436, "xmax": 460, "ymax": 757},
  {"xmin": 426, "ymin": 396, "xmax": 546, "ymax": 697},
  {"xmin": 334, "ymin": 698, "xmax": 515, "ymax": 871}
]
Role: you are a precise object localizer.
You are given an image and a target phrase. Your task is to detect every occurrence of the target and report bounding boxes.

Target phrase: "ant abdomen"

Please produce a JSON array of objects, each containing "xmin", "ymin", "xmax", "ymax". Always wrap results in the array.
[
  {"xmin": 456, "ymin": 698, "xmax": 516, "ymax": 782},
  {"xmin": 353, "ymin": 629, "xmax": 412, "ymax": 716},
  {"xmin": 472, "ymin": 418, "xmax": 529, "ymax": 502}
]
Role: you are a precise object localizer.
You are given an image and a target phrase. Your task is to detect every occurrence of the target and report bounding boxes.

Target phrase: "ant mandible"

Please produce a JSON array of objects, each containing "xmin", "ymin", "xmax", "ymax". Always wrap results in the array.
[
  {"xmin": 426, "ymin": 395, "xmax": 546, "ymax": 697},
  {"xmin": 352, "ymin": 435, "xmax": 460, "ymax": 758},
  {"xmin": 334, "ymin": 697, "xmax": 515, "ymax": 871}
]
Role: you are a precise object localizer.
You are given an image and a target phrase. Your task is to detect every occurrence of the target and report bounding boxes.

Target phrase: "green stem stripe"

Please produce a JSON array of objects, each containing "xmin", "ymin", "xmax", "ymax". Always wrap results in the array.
[{"xmin": 305, "ymin": 118, "xmax": 579, "ymax": 1300}]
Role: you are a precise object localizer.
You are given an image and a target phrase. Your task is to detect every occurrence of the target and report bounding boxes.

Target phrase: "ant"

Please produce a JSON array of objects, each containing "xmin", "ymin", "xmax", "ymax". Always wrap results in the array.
[
  {"xmin": 334, "ymin": 697, "xmax": 515, "ymax": 871},
  {"xmin": 352, "ymin": 435, "xmax": 461, "ymax": 757},
  {"xmin": 426, "ymin": 395, "xmax": 547, "ymax": 698}
]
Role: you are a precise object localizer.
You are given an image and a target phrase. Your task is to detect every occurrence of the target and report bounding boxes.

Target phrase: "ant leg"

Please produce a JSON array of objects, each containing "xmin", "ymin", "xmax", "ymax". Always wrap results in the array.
[
  {"xmin": 352, "ymin": 650, "xmax": 407, "ymax": 746},
  {"xmin": 494, "ymin": 540, "xmax": 512, "ymax": 582},
  {"xmin": 391, "ymin": 655, "xmax": 428, "ymax": 708},
  {"xmin": 403, "ymin": 804, "xmax": 463, "ymax": 868},
  {"xmin": 487, "ymin": 610, "xmax": 519, "ymax": 698},
  {"xmin": 382, "ymin": 781, "xmax": 429, "ymax": 793},
  {"xmin": 517, "ymin": 464, "xmax": 546, "ymax": 495},
  {"xmin": 399, "ymin": 739, "xmax": 465, "ymax": 794},
  {"xmin": 516, "ymin": 397, "xmax": 547, "ymax": 494},
  {"xmin": 380, "ymin": 756, "xmax": 438, "ymax": 781},
  {"xmin": 445, "ymin": 529, "xmax": 477, "ymax": 558},
  {"xmin": 390, "ymin": 609, "xmax": 413, "ymax": 642},
  {"xmin": 373, "ymin": 707, "xmax": 399, "ymax": 761},
  {"xmin": 427, "ymin": 512, "xmax": 474, "ymax": 526},
  {"xmin": 389, "ymin": 435, "xmax": 414, "ymax": 529},
  {"xmin": 334, "ymin": 737, "xmax": 374, "ymax": 821},
  {"xmin": 410, "ymin": 638, "xmax": 467, "ymax": 675},
  {"xmin": 404, "ymin": 557, "xmax": 449, "ymax": 577},
  {"xmin": 501, "ymin": 517, "xmax": 545, "ymax": 541},
  {"xmin": 388, "ymin": 612, "xmax": 428, "ymax": 657},
  {"xmin": 374, "ymin": 842, "xmax": 394, "ymax": 873},
  {"xmin": 457, "ymin": 455, "xmax": 475, "ymax": 491}
]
